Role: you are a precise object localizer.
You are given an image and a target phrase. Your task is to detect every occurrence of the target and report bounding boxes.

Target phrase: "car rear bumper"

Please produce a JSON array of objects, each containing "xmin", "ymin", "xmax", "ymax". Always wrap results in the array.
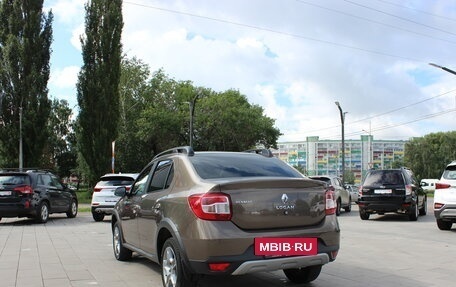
[
  {"xmin": 232, "ymin": 253, "xmax": 329, "ymax": 275},
  {"xmin": 0, "ymin": 202, "xmax": 35, "ymax": 218},
  {"xmin": 434, "ymin": 204, "xmax": 456, "ymax": 221},
  {"xmin": 187, "ymin": 242, "xmax": 336, "ymax": 275},
  {"xmin": 358, "ymin": 197, "xmax": 413, "ymax": 214},
  {"xmin": 91, "ymin": 205, "xmax": 115, "ymax": 214}
]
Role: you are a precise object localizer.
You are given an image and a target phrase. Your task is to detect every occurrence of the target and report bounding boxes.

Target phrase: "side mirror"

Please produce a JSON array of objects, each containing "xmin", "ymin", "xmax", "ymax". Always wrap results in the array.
[{"xmin": 114, "ymin": 186, "xmax": 127, "ymax": 197}]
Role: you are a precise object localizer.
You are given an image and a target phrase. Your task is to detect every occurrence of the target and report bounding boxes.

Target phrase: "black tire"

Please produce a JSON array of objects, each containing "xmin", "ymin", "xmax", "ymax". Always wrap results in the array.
[
  {"xmin": 419, "ymin": 196, "xmax": 427, "ymax": 216},
  {"xmin": 36, "ymin": 201, "xmax": 49, "ymax": 223},
  {"xmin": 66, "ymin": 199, "xmax": 78, "ymax": 218},
  {"xmin": 283, "ymin": 265, "xmax": 322, "ymax": 284},
  {"xmin": 409, "ymin": 202, "xmax": 419, "ymax": 221},
  {"xmin": 92, "ymin": 212, "xmax": 105, "ymax": 222},
  {"xmin": 436, "ymin": 219, "xmax": 452, "ymax": 230},
  {"xmin": 161, "ymin": 237, "xmax": 198, "ymax": 287},
  {"xmin": 359, "ymin": 210, "xmax": 370, "ymax": 220},
  {"xmin": 344, "ymin": 197, "xmax": 352, "ymax": 212},
  {"xmin": 335, "ymin": 199, "xmax": 341, "ymax": 216},
  {"xmin": 113, "ymin": 222, "xmax": 132, "ymax": 261}
]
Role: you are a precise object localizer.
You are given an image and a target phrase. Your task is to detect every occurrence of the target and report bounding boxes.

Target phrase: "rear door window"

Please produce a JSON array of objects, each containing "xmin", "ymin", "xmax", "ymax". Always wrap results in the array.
[{"xmin": 148, "ymin": 160, "xmax": 173, "ymax": 192}]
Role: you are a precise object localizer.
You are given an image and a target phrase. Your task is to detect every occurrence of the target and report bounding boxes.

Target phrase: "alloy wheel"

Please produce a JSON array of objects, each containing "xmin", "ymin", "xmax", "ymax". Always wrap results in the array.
[{"xmin": 162, "ymin": 246, "xmax": 178, "ymax": 287}]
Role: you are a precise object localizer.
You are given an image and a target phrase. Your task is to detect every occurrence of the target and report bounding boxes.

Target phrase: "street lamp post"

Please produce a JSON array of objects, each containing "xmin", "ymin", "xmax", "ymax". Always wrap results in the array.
[
  {"xmin": 19, "ymin": 106, "xmax": 23, "ymax": 169},
  {"xmin": 429, "ymin": 63, "xmax": 456, "ymax": 76},
  {"xmin": 187, "ymin": 94, "xmax": 199, "ymax": 147},
  {"xmin": 335, "ymin": 101, "xmax": 345, "ymax": 184}
]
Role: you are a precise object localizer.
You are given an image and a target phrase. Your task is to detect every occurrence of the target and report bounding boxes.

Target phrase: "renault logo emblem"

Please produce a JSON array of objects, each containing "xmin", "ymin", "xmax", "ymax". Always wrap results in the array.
[{"xmin": 281, "ymin": 194, "xmax": 289, "ymax": 204}]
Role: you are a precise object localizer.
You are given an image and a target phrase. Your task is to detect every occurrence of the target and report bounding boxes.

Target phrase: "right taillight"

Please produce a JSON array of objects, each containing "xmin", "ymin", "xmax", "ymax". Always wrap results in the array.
[
  {"xmin": 325, "ymin": 187, "xmax": 336, "ymax": 215},
  {"xmin": 93, "ymin": 187, "xmax": 101, "ymax": 192},
  {"xmin": 14, "ymin": 185, "xmax": 33, "ymax": 194},
  {"xmin": 436, "ymin": 182, "xmax": 451, "ymax": 189},
  {"xmin": 188, "ymin": 193, "xmax": 232, "ymax": 221}
]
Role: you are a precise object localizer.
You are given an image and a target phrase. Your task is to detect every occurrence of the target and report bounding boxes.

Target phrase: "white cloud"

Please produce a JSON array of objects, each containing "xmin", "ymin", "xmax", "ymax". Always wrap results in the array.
[
  {"xmin": 46, "ymin": 0, "xmax": 85, "ymax": 25},
  {"xmin": 49, "ymin": 66, "xmax": 79, "ymax": 89},
  {"xmin": 48, "ymin": 0, "xmax": 456, "ymax": 142}
]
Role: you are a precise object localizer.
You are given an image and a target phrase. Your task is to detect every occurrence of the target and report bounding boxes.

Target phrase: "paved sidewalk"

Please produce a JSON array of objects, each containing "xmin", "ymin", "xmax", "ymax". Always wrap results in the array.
[
  {"xmin": 1, "ymin": 201, "xmax": 455, "ymax": 287},
  {"xmin": 0, "ymin": 212, "xmax": 162, "ymax": 287}
]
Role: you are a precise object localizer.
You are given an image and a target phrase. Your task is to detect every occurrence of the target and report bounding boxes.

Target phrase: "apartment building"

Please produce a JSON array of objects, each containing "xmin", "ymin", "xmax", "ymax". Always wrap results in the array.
[{"xmin": 272, "ymin": 135, "xmax": 406, "ymax": 184}]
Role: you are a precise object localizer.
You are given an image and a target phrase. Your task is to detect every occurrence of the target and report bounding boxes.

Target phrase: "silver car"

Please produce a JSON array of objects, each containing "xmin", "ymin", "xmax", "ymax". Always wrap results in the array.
[
  {"xmin": 309, "ymin": 175, "xmax": 351, "ymax": 216},
  {"xmin": 91, "ymin": 173, "xmax": 138, "ymax": 221}
]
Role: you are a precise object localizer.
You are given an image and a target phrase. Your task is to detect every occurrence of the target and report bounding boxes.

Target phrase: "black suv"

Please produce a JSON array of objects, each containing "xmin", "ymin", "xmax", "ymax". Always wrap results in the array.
[
  {"xmin": 0, "ymin": 169, "xmax": 78, "ymax": 223},
  {"xmin": 358, "ymin": 167, "xmax": 427, "ymax": 221}
]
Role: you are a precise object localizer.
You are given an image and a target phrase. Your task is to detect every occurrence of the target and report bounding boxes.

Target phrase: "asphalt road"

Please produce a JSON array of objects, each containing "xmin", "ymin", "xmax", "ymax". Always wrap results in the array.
[{"xmin": 0, "ymin": 200, "xmax": 454, "ymax": 287}]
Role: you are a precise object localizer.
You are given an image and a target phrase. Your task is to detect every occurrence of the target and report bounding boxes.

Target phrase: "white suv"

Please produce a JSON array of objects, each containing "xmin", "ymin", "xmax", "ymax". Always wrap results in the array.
[
  {"xmin": 91, "ymin": 173, "xmax": 138, "ymax": 221},
  {"xmin": 434, "ymin": 161, "xmax": 456, "ymax": 230}
]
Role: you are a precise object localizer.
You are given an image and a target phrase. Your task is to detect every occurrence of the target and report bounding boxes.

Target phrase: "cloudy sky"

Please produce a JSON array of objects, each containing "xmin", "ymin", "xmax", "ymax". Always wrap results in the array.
[{"xmin": 45, "ymin": 0, "xmax": 456, "ymax": 142}]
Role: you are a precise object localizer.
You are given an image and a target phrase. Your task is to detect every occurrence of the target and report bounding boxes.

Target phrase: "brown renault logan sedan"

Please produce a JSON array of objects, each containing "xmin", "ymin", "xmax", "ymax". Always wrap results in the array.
[{"xmin": 111, "ymin": 147, "xmax": 340, "ymax": 287}]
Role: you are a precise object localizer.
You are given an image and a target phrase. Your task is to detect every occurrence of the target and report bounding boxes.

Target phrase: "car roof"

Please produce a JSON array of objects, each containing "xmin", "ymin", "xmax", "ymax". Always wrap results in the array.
[{"xmin": 446, "ymin": 160, "xmax": 456, "ymax": 167}]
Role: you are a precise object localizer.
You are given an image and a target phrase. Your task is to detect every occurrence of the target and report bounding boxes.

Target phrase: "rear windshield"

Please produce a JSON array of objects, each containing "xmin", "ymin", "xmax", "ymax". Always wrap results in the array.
[
  {"xmin": 442, "ymin": 165, "xmax": 456, "ymax": 180},
  {"xmin": 0, "ymin": 174, "xmax": 31, "ymax": 185},
  {"xmin": 363, "ymin": 170, "xmax": 404, "ymax": 187},
  {"xmin": 189, "ymin": 153, "xmax": 303, "ymax": 179},
  {"xmin": 97, "ymin": 176, "xmax": 135, "ymax": 186}
]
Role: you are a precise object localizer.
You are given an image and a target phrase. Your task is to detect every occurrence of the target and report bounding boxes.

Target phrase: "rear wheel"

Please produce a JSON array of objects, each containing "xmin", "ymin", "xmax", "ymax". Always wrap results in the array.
[
  {"xmin": 344, "ymin": 197, "xmax": 352, "ymax": 212},
  {"xmin": 283, "ymin": 265, "xmax": 322, "ymax": 284},
  {"xmin": 359, "ymin": 210, "xmax": 370, "ymax": 220},
  {"xmin": 113, "ymin": 222, "xmax": 132, "ymax": 261},
  {"xmin": 36, "ymin": 201, "xmax": 49, "ymax": 223},
  {"xmin": 408, "ymin": 202, "xmax": 419, "ymax": 221},
  {"xmin": 161, "ymin": 237, "xmax": 198, "ymax": 287},
  {"xmin": 436, "ymin": 219, "xmax": 452, "ymax": 230},
  {"xmin": 335, "ymin": 199, "xmax": 341, "ymax": 216},
  {"xmin": 66, "ymin": 199, "xmax": 78, "ymax": 218},
  {"xmin": 92, "ymin": 212, "xmax": 105, "ymax": 222},
  {"xmin": 419, "ymin": 196, "xmax": 427, "ymax": 216}
]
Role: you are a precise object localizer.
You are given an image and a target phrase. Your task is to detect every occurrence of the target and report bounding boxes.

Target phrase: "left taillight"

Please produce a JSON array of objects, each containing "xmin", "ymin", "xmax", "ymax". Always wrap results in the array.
[
  {"xmin": 13, "ymin": 185, "xmax": 33, "ymax": 194},
  {"xmin": 325, "ymin": 187, "xmax": 336, "ymax": 215},
  {"xmin": 188, "ymin": 193, "xmax": 232, "ymax": 221},
  {"xmin": 436, "ymin": 182, "xmax": 451, "ymax": 190}
]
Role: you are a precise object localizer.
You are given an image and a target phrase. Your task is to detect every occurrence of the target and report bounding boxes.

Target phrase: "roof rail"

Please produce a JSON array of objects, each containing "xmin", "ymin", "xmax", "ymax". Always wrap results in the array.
[
  {"xmin": 243, "ymin": 148, "xmax": 273, "ymax": 158},
  {"xmin": 153, "ymin": 146, "xmax": 195, "ymax": 159}
]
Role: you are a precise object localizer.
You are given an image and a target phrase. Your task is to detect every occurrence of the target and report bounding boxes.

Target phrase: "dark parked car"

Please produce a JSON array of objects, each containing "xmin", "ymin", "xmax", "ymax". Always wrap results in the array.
[
  {"xmin": 358, "ymin": 167, "xmax": 427, "ymax": 221},
  {"xmin": 112, "ymin": 147, "xmax": 340, "ymax": 287},
  {"xmin": 0, "ymin": 169, "xmax": 78, "ymax": 223}
]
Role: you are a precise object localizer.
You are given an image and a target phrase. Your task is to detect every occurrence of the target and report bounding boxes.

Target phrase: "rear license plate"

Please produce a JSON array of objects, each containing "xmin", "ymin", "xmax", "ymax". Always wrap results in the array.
[
  {"xmin": 374, "ymin": 189, "xmax": 392, "ymax": 194},
  {"xmin": 254, "ymin": 237, "xmax": 317, "ymax": 256},
  {"xmin": 0, "ymin": 191, "xmax": 12, "ymax": 196}
]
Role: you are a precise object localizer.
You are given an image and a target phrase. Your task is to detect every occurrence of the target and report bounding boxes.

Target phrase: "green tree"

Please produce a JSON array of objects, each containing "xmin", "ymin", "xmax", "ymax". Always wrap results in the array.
[
  {"xmin": 194, "ymin": 89, "xmax": 281, "ymax": 151},
  {"xmin": 116, "ymin": 56, "xmax": 150, "ymax": 172},
  {"xmin": 42, "ymin": 99, "xmax": 76, "ymax": 177},
  {"xmin": 136, "ymin": 70, "xmax": 189, "ymax": 156},
  {"xmin": 76, "ymin": 0, "xmax": 123, "ymax": 184},
  {"xmin": 0, "ymin": 0, "xmax": 53, "ymax": 167},
  {"xmin": 404, "ymin": 131, "xmax": 456, "ymax": 180}
]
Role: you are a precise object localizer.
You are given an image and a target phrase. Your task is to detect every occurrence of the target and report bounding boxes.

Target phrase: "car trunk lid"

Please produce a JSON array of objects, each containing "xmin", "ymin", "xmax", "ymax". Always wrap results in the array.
[{"xmin": 214, "ymin": 178, "xmax": 328, "ymax": 230}]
